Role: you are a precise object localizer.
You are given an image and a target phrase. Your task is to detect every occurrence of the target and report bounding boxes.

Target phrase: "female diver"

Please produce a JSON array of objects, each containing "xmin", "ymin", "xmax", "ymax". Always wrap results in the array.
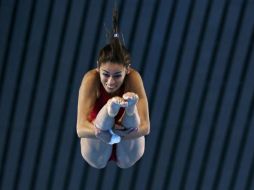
[{"xmin": 76, "ymin": 8, "xmax": 150, "ymax": 169}]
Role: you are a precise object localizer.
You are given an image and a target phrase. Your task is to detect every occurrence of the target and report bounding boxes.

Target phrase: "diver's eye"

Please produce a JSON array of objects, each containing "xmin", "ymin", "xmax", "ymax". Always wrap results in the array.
[
  {"xmin": 113, "ymin": 74, "xmax": 122, "ymax": 78},
  {"xmin": 102, "ymin": 73, "xmax": 110, "ymax": 77}
]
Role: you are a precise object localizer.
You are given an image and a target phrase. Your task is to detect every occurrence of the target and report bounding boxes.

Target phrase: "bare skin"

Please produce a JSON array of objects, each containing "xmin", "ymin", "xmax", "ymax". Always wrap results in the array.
[{"xmin": 77, "ymin": 63, "xmax": 150, "ymax": 168}]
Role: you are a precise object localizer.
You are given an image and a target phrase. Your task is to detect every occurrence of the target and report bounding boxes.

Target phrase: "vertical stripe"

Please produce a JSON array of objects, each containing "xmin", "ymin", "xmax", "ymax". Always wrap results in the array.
[
  {"xmin": 28, "ymin": 0, "xmax": 72, "ymax": 189},
  {"xmin": 244, "ymin": 134, "xmax": 254, "ymax": 190},
  {"xmin": 126, "ymin": 0, "xmax": 143, "ymax": 51},
  {"xmin": 0, "ymin": 0, "xmax": 19, "ymax": 100},
  {"xmin": 194, "ymin": 0, "xmax": 231, "ymax": 189},
  {"xmin": 230, "ymin": 24, "xmax": 254, "ymax": 190},
  {"xmin": 13, "ymin": 0, "xmax": 55, "ymax": 188},
  {"xmin": 160, "ymin": 0, "xmax": 198, "ymax": 189},
  {"xmin": 0, "ymin": 0, "xmax": 34, "ymax": 189},
  {"xmin": 44, "ymin": 1, "xmax": 76, "ymax": 189},
  {"xmin": 11, "ymin": 1, "xmax": 38, "ymax": 189},
  {"xmin": 0, "ymin": 0, "xmax": 20, "ymax": 185},
  {"xmin": 60, "ymin": 1, "xmax": 91, "ymax": 189},
  {"xmin": 179, "ymin": 0, "xmax": 213, "ymax": 189},
  {"xmin": 211, "ymin": 1, "xmax": 249, "ymax": 189}
]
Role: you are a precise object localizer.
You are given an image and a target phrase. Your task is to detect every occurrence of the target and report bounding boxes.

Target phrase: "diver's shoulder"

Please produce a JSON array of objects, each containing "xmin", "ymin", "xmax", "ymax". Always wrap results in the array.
[
  {"xmin": 81, "ymin": 69, "xmax": 100, "ymax": 86},
  {"xmin": 128, "ymin": 68, "xmax": 142, "ymax": 80},
  {"xmin": 83, "ymin": 69, "xmax": 99, "ymax": 81}
]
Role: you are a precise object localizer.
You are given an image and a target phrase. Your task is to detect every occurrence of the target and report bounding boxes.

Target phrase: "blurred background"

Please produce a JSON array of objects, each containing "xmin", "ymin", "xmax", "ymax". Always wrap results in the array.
[{"xmin": 0, "ymin": 0, "xmax": 254, "ymax": 189}]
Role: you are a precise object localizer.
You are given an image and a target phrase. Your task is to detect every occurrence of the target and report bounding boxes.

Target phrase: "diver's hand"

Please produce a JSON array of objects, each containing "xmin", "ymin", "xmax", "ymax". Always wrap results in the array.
[
  {"xmin": 94, "ymin": 127, "xmax": 112, "ymax": 144},
  {"xmin": 95, "ymin": 127, "xmax": 121, "ymax": 144},
  {"xmin": 113, "ymin": 127, "xmax": 138, "ymax": 137}
]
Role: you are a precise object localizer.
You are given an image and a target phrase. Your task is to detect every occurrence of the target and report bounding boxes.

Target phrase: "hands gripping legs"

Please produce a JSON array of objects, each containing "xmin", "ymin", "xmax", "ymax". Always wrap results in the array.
[
  {"xmin": 94, "ymin": 93, "xmax": 139, "ymax": 144},
  {"xmin": 94, "ymin": 97, "xmax": 127, "ymax": 144}
]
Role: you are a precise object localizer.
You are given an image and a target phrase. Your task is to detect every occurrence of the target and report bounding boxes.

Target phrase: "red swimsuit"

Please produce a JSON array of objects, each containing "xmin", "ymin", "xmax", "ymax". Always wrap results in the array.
[{"xmin": 88, "ymin": 84, "xmax": 125, "ymax": 161}]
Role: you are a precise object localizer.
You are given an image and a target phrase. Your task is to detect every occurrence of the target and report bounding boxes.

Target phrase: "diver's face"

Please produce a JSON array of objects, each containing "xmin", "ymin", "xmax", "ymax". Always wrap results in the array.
[{"xmin": 98, "ymin": 62, "xmax": 128, "ymax": 94}]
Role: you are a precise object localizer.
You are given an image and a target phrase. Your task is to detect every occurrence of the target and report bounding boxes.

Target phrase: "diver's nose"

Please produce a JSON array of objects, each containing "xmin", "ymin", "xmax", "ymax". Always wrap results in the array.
[{"xmin": 107, "ymin": 76, "xmax": 115, "ymax": 86}]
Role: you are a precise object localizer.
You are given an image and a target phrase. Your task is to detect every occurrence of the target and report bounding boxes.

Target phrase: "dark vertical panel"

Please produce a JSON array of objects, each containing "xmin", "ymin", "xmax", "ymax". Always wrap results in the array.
[
  {"xmin": 0, "ymin": 0, "xmax": 11, "ymax": 168},
  {"xmin": 177, "ymin": 0, "xmax": 213, "ymax": 189},
  {"xmin": 244, "ymin": 138, "xmax": 254, "ymax": 190},
  {"xmin": 35, "ymin": 1, "xmax": 87, "ymax": 189},
  {"xmin": 28, "ymin": 0, "xmax": 73, "ymax": 189},
  {"xmin": 183, "ymin": 17, "xmax": 221, "ymax": 190},
  {"xmin": 13, "ymin": 0, "xmax": 55, "ymax": 189},
  {"xmin": 0, "ymin": 0, "xmax": 36, "ymax": 189},
  {"xmin": 0, "ymin": 0, "xmax": 18, "ymax": 100},
  {"xmin": 127, "ymin": 0, "xmax": 154, "ymax": 71},
  {"xmin": 0, "ymin": 0, "xmax": 19, "ymax": 185},
  {"xmin": 9, "ymin": 0, "xmax": 38, "ymax": 189},
  {"xmin": 229, "ymin": 26, "xmax": 254, "ymax": 190},
  {"xmin": 191, "ymin": 0, "xmax": 230, "ymax": 189},
  {"xmin": 125, "ymin": 0, "xmax": 143, "ymax": 51},
  {"xmin": 196, "ymin": 0, "xmax": 250, "ymax": 189},
  {"xmin": 8, "ymin": 0, "xmax": 67, "ymax": 189},
  {"xmin": 0, "ymin": 0, "xmax": 14, "ymax": 71},
  {"xmin": 158, "ymin": 0, "xmax": 198, "ymax": 189},
  {"xmin": 87, "ymin": 0, "xmax": 109, "ymax": 70},
  {"xmin": 134, "ymin": 0, "xmax": 160, "ymax": 76},
  {"xmin": 43, "ymin": 0, "xmax": 83, "ymax": 189},
  {"xmin": 210, "ymin": 1, "xmax": 249, "ymax": 189}
]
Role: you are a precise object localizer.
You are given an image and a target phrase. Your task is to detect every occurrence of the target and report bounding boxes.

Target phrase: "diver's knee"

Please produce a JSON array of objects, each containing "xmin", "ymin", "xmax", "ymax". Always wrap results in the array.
[
  {"xmin": 117, "ymin": 160, "xmax": 135, "ymax": 169},
  {"xmin": 80, "ymin": 138, "xmax": 112, "ymax": 169},
  {"xmin": 116, "ymin": 150, "xmax": 144, "ymax": 169},
  {"xmin": 81, "ymin": 152, "xmax": 108, "ymax": 169},
  {"xmin": 80, "ymin": 145, "xmax": 109, "ymax": 169},
  {"xmin": 88, "ymin": 160, "xmax": 107, "ymax": 169}
]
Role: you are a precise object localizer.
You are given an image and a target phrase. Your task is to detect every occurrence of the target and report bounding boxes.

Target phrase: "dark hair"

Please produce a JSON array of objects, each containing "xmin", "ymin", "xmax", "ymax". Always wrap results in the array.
[{"xmin": 97, "ymin": 6, "xmax": 131, "ymax": 67}]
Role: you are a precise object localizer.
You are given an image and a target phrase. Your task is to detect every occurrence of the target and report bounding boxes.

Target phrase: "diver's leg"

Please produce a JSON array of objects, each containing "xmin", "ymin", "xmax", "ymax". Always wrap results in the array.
[
  {"xmin": 121, "ymin": 93, "xmax": 140, "ymax": 129},
  {"xmin": 121, "ymin": 106, "xmax": 140, "ymax": 129},
  {"xmin": 94, "ymin": 103, "xmax": 115, "ymax": 131},
  {"xmin": 116, "ymin": 136, "xmax": 145, "ymax": 168},
  {"xmin": 80, "ymin": 138, "xmax": 112, "ymax": 169},
  {"xmin": 95, "ymin": 98, "xmax": 127, "ymax": 144},
  {"xmin": 114, "ymin": 93, "xmax": 144, "ymax": 168}
]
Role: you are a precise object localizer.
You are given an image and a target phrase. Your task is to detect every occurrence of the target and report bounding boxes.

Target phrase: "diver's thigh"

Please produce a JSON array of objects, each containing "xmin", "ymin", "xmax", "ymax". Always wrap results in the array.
[
  {"xmin": 116, "ymin": 136, "xmax": 145, "ymax": 168},
  {"xmin": 80, "ymin": 138, "xmax": 112, "ymax": 168}
]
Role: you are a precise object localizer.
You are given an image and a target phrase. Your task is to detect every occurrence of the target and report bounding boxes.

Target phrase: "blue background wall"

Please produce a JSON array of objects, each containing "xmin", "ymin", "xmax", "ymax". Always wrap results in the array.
[{"xmin": 0, "ymin": 0, "xmax": 254, "ymax": 190}]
